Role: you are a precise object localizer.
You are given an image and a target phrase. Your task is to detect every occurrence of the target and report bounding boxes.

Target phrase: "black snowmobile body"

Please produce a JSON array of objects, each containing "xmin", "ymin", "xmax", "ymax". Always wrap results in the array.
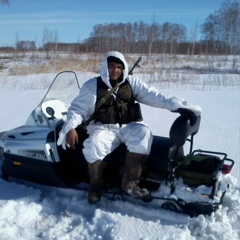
[{"xmin": 0, "ymin": 71, "xmax": 235, "ymax": 217}]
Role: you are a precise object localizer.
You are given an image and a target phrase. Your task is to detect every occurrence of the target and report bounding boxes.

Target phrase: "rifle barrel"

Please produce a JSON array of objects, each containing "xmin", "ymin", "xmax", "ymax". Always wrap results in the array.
[{"xmin": 129, "ymin": 56, "xmax": 142, "ymax": 75}]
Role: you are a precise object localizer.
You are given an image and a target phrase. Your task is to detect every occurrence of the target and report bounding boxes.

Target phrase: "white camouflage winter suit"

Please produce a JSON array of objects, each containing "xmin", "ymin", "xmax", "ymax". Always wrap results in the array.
[{"xmin": 57, "ymin": 51, "xmax": 202, "ymax": 163}]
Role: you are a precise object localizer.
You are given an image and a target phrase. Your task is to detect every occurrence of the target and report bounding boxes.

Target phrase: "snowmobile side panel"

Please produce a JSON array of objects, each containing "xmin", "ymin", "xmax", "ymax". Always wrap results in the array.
[{"xmin": 2, "ymin": 152, "xmax": 66, "ymax": 187}]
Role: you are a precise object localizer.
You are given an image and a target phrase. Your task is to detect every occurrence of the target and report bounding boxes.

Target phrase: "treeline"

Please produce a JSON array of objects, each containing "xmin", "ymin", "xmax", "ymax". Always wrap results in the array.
[
  {"xmin": 84, "ymin": 22, "xmax": 189, "ymax": 54},
  {"xmin": 1, "ymin": 1, "xmax": 240, "ymax": 56}
]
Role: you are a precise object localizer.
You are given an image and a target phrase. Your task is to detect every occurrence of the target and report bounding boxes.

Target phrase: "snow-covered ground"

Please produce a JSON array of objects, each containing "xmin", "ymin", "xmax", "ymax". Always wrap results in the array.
[{"xmin": 0, "ymin": 54, "xmax": 239, "ymax": 240}]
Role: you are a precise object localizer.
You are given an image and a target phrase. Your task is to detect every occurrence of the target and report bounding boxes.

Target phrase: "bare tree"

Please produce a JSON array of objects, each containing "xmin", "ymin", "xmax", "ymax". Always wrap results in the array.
[
  {"xmin": 147, "ymin": 20, "xmax": 160, "ymax": 57},
  {"xmin": 219, "ymin": 1, "xmax": 240, "ymax": 54},
  {"xmin": 187, "ymin": 22, "xmax": 199, "ymax": 56},
  {"xmin": 201, "ymin": 13, "xmax": 218, "ymax": 54},
  {"xmin": 42, "ymin": 26, "xmax": 59, "ymax": 58},
  {"xmin": 201, "ymin": 0, "xmax": 240, "ymax": 54}
]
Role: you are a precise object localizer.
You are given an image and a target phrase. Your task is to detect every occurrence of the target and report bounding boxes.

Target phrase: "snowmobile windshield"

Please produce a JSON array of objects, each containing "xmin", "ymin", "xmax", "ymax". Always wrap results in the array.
[
  {"xmin": 25, "ymin": 71, "xmax": 80, "ymax": 127},
  {"xmin": 42, "ymin": 71, "xmax": 80, "ymax": 105}
]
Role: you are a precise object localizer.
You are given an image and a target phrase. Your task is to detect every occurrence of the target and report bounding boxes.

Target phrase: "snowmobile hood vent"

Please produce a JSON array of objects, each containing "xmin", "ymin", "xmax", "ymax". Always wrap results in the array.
[{"xmin": 169, "ymin": 115, "xmax": 201, "ymax": 146}]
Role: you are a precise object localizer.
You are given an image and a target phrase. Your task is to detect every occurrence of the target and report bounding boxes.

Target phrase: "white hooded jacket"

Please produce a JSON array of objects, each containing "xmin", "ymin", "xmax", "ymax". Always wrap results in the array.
[{"xmin": 57, "ymin": 51, "xmax": 201, "ymax": 148}]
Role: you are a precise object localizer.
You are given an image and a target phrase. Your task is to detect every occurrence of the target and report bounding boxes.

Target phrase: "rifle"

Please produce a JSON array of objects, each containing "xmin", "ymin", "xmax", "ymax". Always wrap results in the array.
[{"xmin": 128, "ymin": 56, "xmax": 142, "ymax": 75}]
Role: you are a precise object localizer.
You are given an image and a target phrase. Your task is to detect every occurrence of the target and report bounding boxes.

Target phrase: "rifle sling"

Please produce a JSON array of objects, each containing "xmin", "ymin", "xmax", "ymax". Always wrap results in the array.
[{"xmin": 85, "ymin": 78, "xmax": 120, "ymax": 125}]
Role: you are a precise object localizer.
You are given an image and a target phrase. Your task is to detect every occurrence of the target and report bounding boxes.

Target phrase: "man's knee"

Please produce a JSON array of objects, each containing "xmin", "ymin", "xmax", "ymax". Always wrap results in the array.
[{"xmin": 126, "ymin": 127, "xmax": 153, "ymax": 155}]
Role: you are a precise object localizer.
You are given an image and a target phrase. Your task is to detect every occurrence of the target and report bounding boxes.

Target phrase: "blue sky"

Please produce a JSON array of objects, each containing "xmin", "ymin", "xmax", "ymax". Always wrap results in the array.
[{"xmin": 0, "ymin": 0, "xmax": 229, "ymax": 47}]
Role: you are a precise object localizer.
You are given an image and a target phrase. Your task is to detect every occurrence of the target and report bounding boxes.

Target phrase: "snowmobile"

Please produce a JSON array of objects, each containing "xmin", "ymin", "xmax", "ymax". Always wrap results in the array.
[{"xmin": 0, "ymin": 70, "xmax": 235, "ymax": 217}]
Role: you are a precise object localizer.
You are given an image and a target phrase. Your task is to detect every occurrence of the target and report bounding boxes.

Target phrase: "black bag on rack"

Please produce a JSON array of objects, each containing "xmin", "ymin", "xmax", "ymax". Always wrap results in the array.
[{"xmin": 175, "ymin": 154, "xmax": 222, "ymax": 187}]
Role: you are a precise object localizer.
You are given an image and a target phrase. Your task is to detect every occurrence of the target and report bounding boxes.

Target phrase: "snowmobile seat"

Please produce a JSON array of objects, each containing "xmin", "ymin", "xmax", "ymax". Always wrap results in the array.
[
  {"xmin": 170, "ymin": 115, "xmax": 201, "ymax": 147},
  {"xmin": 144, "ymin": 115, "xmax": 201, "ymax": 174},
  {"xmin": 55, "ymin": 116, "xmax": 201, "ymax": 184}
]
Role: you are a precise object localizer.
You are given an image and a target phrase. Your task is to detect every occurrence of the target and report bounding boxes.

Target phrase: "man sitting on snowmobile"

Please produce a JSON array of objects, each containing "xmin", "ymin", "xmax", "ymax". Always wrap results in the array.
[{"xmin": 57, "ymin": 51, "xmax": 201, "ymax": 204}]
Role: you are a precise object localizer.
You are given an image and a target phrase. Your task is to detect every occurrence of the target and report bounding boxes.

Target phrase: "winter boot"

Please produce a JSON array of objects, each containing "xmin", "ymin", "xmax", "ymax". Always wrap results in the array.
[
  {"xmin": 88, "ymin": 160, "xmax": 105, "ymax": 204},
  {"xmin": 121, "ymin": 152, "xmax": 149, "ymax": 198}
]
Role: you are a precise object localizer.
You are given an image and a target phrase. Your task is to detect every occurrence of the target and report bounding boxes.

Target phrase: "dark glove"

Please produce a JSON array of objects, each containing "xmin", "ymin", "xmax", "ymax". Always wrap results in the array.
[{"xmin": 177, "ymin": 108, "xmax": 197, "ymax": 126}]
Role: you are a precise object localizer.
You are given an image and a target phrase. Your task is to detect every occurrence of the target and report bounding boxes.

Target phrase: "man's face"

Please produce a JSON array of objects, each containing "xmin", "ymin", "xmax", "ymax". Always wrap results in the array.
[{"xmin": 108, "ymin": 62, "xmax": 124, "ymax": 80}]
